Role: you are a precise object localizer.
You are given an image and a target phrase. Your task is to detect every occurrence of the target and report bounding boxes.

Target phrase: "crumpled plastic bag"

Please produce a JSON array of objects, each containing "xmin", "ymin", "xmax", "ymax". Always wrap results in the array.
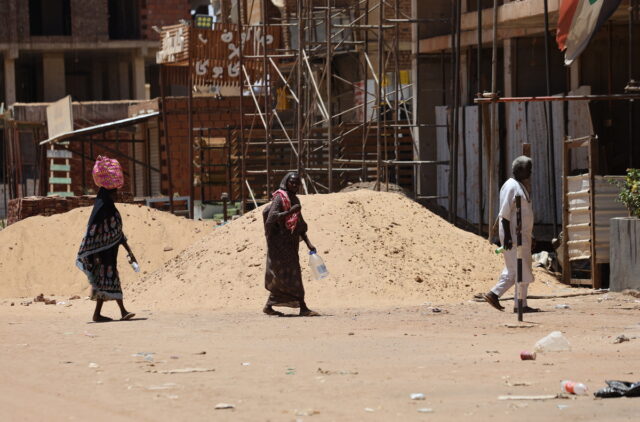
[{"xmin": 594, "ymin": 380, "xmax": 640, "ymax": 398}]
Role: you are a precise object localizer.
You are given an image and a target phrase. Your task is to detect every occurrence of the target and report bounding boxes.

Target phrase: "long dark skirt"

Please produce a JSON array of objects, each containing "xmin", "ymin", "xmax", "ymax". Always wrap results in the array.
[
  {"xmin": 265, "ymin": 237, "xmax": 305, "ymax": 307},
  {"xmin": 86, "ymin": 244, "xmax": 123, "ymax": 301}
]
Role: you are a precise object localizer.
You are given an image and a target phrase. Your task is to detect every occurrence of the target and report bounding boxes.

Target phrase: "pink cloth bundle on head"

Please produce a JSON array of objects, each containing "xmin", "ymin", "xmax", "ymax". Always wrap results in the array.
[{"xmin": 92, "ymin": 155, "xmax": 124, "ymax": 189}]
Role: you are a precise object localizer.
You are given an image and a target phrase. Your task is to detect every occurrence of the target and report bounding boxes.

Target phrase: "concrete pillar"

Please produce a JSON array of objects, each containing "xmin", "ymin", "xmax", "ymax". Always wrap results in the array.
[
  {"xmin": 42, "ymin": 53, "xmax": 66, "ymax": 101},
  {"xmin": 3, "ymin": 54, "xmax": 16, "ymax": 106},
  {"xmin": 118, "ymin": 61, "xmax": 130, "ymax": 99},
  {"xmin": 132, "ymin": 52, "xmax": 146, "ymax": 100}
]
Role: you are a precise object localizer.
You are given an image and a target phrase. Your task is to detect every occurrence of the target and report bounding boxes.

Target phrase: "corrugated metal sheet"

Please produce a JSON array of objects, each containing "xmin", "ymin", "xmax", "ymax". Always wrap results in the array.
[
  {"xmin": 565, "ymin": 174, "xmax": 628, "ymax": 263},
  {"xmin": 503, "ymin": 101, "xmax": 564, "ymax": 226}
]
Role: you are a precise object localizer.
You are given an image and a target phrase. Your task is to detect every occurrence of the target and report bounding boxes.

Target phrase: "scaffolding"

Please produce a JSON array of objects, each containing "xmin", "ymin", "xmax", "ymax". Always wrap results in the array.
[{"xmin": 234, "ymin": 0, "xmax": 420, "ymax": 210}]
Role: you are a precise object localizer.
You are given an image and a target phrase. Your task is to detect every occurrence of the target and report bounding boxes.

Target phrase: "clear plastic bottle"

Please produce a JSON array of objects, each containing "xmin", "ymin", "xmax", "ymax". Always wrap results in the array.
[
  {"xmin": 495, "ymin": 246, "xmax": 505, "ymax": 254},
  {"xmin": 560, "ymin": 380, "xmax": 588, "ymax": 395},
  {"xmin": 308, "ymin": 251, "xmax": 329, "ymax": 280},
  {"xmin": 128, "ymin": 254, "xmax": 140, "ymax": 273}
]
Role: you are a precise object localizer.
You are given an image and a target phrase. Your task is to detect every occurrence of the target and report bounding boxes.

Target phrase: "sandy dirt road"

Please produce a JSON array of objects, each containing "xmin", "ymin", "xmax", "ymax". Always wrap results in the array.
[{"xmin": 1, "ymin": 292, "xmax": 639, "ymax": 422}]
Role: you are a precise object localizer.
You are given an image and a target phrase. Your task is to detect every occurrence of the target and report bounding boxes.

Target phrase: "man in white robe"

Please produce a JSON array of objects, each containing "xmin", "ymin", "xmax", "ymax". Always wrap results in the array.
[{"xmin": 483, "ymin": 156, "xmax": 539, "ymax": 313}]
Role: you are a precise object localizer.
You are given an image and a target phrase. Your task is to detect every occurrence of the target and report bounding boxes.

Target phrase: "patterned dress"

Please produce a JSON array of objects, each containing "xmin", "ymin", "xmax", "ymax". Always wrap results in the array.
[
  {"xmin": 263, "ymin": 191, "xmax": 308, "ymax": 308},
  {"xmin": 76, "ymin": 189, "xmax": 126, "ymax": 301}
]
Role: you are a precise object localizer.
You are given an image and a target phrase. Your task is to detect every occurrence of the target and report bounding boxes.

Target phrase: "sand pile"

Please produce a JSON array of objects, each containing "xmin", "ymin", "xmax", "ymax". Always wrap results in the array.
[
  {"xmin": 0, "ymin": 204, "xmax": 210, "ymax": 298},
  {"xmin": 133, "ymin": 190, "xmax": 561, "ymax": 310}
]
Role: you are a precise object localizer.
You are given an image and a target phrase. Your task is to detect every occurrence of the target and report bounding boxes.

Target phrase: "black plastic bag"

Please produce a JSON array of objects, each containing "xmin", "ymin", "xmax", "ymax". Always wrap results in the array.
[{"xmin": 594, "ymin": 380, "xmax": 640, "ymax": 398}]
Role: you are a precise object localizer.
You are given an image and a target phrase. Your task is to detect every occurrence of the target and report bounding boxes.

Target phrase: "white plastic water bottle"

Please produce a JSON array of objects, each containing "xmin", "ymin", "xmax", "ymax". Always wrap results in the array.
[
  {"xmin": 560, "ymin": 380, "xmax": 588, "ymax": 395},
  {"xmin": 127, "ymin": 254, "xmax": 140, "ymax": 273},
  {"xmin": 308, "ymin": 251, "xmax": 329, "ymax": 280}
]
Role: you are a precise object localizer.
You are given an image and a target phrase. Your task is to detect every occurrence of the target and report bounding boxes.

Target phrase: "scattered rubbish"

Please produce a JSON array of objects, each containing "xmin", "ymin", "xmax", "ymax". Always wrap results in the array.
[
  {"xmin": 152, "ymin": 368, "xmax": 215, "ymax": 374},
  {"xmin": 214, "ymin": 403, "xmax": 235, "ymax": 410},
  {"xmin": 417, "ymin": 408, "xmax": 434, "ymax": 414},
  {"xmin": 498, "ymin": 395, "xmax": 559, "ymax": 401},
  {"xmin": 557, "ymin": 404, "xmax": 570, "ymax": 410},
  {"xmin": 170, "ymin": 356, "xmax": 179, "ymax": 360},
  {"xmin": 163, "ymin": 246, "xmax": 174, "ymax": 252},
  {"xmin": 132, "ymin": 352, "xmax": 154, "ymax": 362},
  {"xmin": 241, "ymin": 362, "xmax": 251, "ymax": 366},
  {"xmin": 364, "ymin": 408, "xmax": 375, "ymax": 412},
  {"xmin": 503, "ymin": 323, "xmax": 535, "ymax": 329},
  {"xmin": 594, "ymin": 380, "xmax": 640, "ymax": 398},
  {"xmin": 295, "ymin": 409, "xmax": 320, "ymax": 416},
  {"xmin": 614, "ymin": 335, "xmax": 630, "ymax": 344},
  {"xmin": 597, "ymin": 294, "xmax": 610, "ymax": 302},
  {"xmin": 146, "ymin": 383, "xmax": 178, "ymax": 391},
  {"xmin": 286, "ymin": 368, "xmax": 296, "ymax": 375},
  {"xmin": 520, "ymin": 351, "xmax": 536, "ymax": 361},
  {"xmin": 560, "ymin": 380, "xmax": 588, "ymax": 395},
  {"xmin": 88, "ymin": 362, "xmax": 99, "ymax": 368},
  {"xmin": 195, "ymin": 351, "xmax": 206, "ymax": 355},
  {"xmin": 20, "ymin": 301, "xmax": 31, "ymax": 306},
  {"xmin": 68, "ymin": 295, "xmax": 81, "ymax": 300},
  {"xmin": 84, "ymin": 331, "xmax": 96, "ymax": 338},
  {"xmin": 503, "ymin": 377, "xmax": 532, "ymax": 387},
  {"xmin": 317, "ymin": 367, "xmax": 358, "ymax": 375},
  {"xmin": 555, "ymin": 304, "xmax": 570, "ymax": 309},
  {"xmin": 410, "ymin": 393, "xmax": 426, "ymax": 400},
  {"xmin": 33, "ymin": 293, "xmax": 57, "ymax": 304},
  {"xmin": 534, "ymin": 331, "xmax": 571, "ymax": 352}
]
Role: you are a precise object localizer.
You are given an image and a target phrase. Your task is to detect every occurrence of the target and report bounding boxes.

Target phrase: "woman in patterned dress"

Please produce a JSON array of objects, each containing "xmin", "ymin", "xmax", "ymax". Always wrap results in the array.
[
  {"xmin": 262, "ymin": 172, "xmax": 319, "ymax": 316},
  {"xmin": 76, "ymin": 187, "xmax": 137, "ymax": 322}
]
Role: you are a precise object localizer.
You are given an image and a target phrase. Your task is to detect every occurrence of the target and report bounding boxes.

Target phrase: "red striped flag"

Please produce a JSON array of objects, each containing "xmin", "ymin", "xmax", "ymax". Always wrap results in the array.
[{"xmin": 556, "ymin": 0, "xmax": 623, "ymax": 65}]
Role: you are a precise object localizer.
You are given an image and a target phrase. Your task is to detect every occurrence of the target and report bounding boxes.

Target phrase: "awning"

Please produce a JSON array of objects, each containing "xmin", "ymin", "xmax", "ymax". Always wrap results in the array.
[{"xmin": 39, "ymin": 112, "xmax": 160, "ymax": 145}]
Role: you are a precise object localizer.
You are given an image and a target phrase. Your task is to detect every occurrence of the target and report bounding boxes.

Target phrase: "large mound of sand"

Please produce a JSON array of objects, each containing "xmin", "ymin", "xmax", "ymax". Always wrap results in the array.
[
  {"xmin": 0, "ymin": 204, "xmax": 210, "ymax": 298},
  {"xmin": 133, "ymin": 190, "xmax": 561, "ymax": 310}
]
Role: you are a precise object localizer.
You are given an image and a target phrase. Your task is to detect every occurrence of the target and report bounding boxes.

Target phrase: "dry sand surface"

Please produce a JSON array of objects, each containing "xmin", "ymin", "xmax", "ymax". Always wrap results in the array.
[
  {"xmin": 134, "ymin": 190, "xmax": 561, "ymax": 310},
  {"xmin": 1, "ymin": 293, "xmax": 639, "ymax": 421},
  {"xmin": 0, "ymin": 204, "xmax": 210, "ymax": 298},
  {"xmin": 3, "ymin": 191, "xmax": 638, "ymax": 421}
]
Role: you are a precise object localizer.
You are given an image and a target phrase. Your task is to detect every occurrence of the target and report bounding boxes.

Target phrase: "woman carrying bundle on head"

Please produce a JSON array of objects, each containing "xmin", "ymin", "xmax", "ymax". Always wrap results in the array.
[
  {"xmin": 262, "ymin": 172, "xmax": 319, "ymax": 317},
  {"xmin": 76, "ymin": 156, "xmax": 138, "ymax": 322}
]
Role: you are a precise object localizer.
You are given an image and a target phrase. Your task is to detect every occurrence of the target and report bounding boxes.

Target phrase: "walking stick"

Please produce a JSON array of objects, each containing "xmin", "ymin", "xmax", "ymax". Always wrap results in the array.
[{"xmin": 515, "ymin": 195, "xmax": 523, "ymax": 321}]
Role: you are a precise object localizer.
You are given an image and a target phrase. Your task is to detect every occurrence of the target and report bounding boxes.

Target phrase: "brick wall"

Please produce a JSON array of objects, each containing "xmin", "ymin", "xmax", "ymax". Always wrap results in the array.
[
  {"xmin": 160, "ymin": 95, "xmax": 253, "ymax": 200},
  {"xmin": 140, "ymin": 0, "xmax": 191, "ymax": 41},
  {"xmin": 7, "ymin": 0, "xmax": 109, "ymax": 41},
  {"xmin": 0, "ymin": 0, "xmax": 9, "ymax": 40},
  {"xmin": 71, "ymin": 0, "xmax": 109, "ymax": 40},
  {"xmin": 7, "ymin": 192, "xmax": 133, "ymax": 225}
]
